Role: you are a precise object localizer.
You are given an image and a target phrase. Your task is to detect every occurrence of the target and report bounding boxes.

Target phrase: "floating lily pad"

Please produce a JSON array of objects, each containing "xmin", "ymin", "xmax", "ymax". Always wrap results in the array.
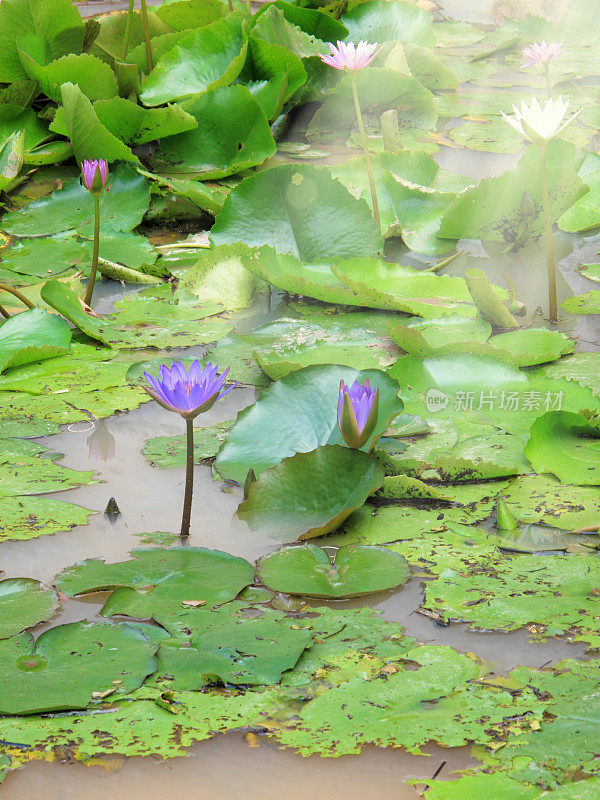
[
  {"xmin": 238, "ymin": 445, "xmax": 384, "ymax": 541},
  {"xmin": 143, "ymin": 419, "xmax": 234, "ymax": 469},
  {"xmin": 256, "ymin": 544, "xmax": 410, "ymax": 597},
  {"xmin": 526, "ymin": 411, "xmax": 600, "ymax": 485},
  {"xmin": 55, "ymin": 548, "xmax": 255, "ymax": 630},
  {"xmin": 0, "ymin": 578, "xmax": 59, "ymax": 639},
  {"xmin": 210, "ymin": 163, "xmax": 383, "ymax": 261},
  {"xmin": 153, "ymin": 84, "xmax": 275, "ymax": 179},
  {"xmin": 154, "ymin": 604, "xmax": 312, "ymax": 687},
  {"xmin": 0, "ymin": 621, "xmax": 158, "ymax": 715},
  {"xmin": 0, "ymin": 307, "xmax": 71, "ymax": 373},
  {"xmin": 216, "ymin": 364, "xmax": 403, "ymax": 484}
]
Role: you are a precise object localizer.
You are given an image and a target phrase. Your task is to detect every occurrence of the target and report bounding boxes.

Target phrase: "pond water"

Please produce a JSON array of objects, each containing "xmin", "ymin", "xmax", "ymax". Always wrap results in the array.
[{"xmin": 1, "ymin": 0, "xmax": 599, "ymax": 797}]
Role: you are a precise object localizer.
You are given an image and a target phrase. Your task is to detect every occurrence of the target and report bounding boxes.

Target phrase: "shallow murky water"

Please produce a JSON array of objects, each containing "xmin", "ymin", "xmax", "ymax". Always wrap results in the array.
[{"xmin": 2, "ymin": 0, "xmax": 599, "ymax": 796}]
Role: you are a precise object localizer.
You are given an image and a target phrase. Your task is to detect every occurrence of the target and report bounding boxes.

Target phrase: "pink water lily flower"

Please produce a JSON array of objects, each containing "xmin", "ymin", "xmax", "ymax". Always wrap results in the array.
[
  {"xmin": 318, "ymin": 40, "xmax": 382, "ymax": 72},
  {"xmin": 521, "ymin": 41, "xmax": 564, "ymax": 67},
  {"xmin": 81, "ymin": 159, "xmax": 108, "ymax": 194}
]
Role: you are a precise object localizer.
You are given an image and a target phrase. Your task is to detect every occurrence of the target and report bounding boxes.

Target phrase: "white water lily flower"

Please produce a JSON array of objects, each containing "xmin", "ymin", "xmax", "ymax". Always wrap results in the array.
[{"xmin": 501, "ymin": 97, "xmax": 582, "ymax": 146}]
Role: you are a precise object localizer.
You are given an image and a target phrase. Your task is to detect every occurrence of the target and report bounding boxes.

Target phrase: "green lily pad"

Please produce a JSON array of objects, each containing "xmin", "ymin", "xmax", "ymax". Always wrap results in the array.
[
  {"xmin": 210, "ymin": 164, "xmax": 383, "ymax": 261},
  {"xmin": 0, "ymin": 307, "xmax": 71, "ymax": 373},
  {"xmin": 0, "ymin": 231, "xmax": 157, "ymax": 279},
  {"xmin": 0, "ymin": 578, "xmax": 59, "ymax": 639},
  {"xmin": 140, "ymin": 16, "xmax": 246, "ymax": 106},
  {"xmin": 438, "ymin": 142, "xmax": 587, "ymax": 244},
  {"xmin": 526, "ymin": 411, "xmax": 600, "ymax": 485},
  {"xmin": 143, "ymin": 419, "xmax": 234, "ymax": 469},
  {"xmin": 342, "ymin": 0, "xmax": 434, "ymax": 46},
  {"xmin": 307, "ymin": 71, "xmax": 436, "ymax": 138},
  {"xmin": 0, "ymin": 494, "xmax": 92, "ymax": 542},
  {"xmin": 237, "ymin": 445, "xmax": 385, "ymax": 541},
  {"xmin": 1, "ymin": 163, "xmax": 151, "ymax": 236},
  {"xmin": 152, "ymin": 84, "xmax": 276, "ymax": 179},
  {"xmin": 332, "ymin": 258, "xmax": 490, "ymax": 318},
  {"xmin": 55, "ymin": 548, "xmax": 255, "ymax": 630},
  {"xmin": 215, "ymin": 364, "xmax": 403, "ymax": 484},
  {"xmin": 154, "ymin": 604, "xmax": 312, "ymax": 687},
  {"xmin": 0, "ymin": 0, "xmax": 84, "ymax": 82},
  {"xmin": 502, "ymin": 474, "xmax": 600, "ymax": 530},
  {"xmin": 0, "ymin": 621, "xmax": 158, "ymax": 715},
  {"xmin": 256, "ymin": 544, "xmax": 410, "ymax": 597},
  {"xmin": 174, "ymin": 244, "xmax": 256, "ymax": 311}
]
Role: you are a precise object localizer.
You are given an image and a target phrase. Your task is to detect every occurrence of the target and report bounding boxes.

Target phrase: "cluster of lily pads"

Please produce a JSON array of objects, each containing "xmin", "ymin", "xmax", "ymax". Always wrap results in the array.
[{"xmin": 1, "ymin": 0, "xmax": 600, "ymax": 795}]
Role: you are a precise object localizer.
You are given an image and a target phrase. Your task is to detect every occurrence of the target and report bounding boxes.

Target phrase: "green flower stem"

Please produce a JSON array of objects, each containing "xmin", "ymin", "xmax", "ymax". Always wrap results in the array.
[
  {"xmin": 247, "ymin": 0, "xmax": 252, "ymax": 14},
  {"xmin": 539, "ymin": 144, "xmax": 558, "ymax": 323},
  {"xmin": 180, "ymin": 417, "xmax": 194, "ymax": 540},
  {"xmin": 121, "ymin": 0, "xmax": 135, "ymax": 62},
  {"xmin": 0, "ymin": 284, "xmax": 35, "ymax": 310},
  {"xmin": 350, "ymin": 71, "xmax": 380, "ymax": 231},
  {"xmin": 139, "ymin": 0, "xmax": 153, "ymax": 73},
  {"xmin": 0, "ymin": 303, "xmax": 9, "ymax": 320},
  {"xmin": 544, "ymin": 63, "xmax": 552, "ymax": 99},
  {"xmin": 84, "ymin": 195, "xmax": 101, "ymax": 307},
  {"xmin": 227, "ymin": 0, "xmax": 233, "ymax": 10}
]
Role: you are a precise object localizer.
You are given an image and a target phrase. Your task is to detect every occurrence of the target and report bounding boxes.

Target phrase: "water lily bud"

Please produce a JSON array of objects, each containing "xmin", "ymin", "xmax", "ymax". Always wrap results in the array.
[
  {"xmin": 337, "ymin": 379, "xmax": 379, "ymax": 449},
  {"xmin": 81, "ymin": 159, "xmax": 108, "ymax": 196}
]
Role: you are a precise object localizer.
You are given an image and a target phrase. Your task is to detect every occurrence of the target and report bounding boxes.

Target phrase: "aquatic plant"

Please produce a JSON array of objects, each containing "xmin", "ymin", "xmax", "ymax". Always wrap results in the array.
[
  {"xmin": 318, "ymin": 41, "xmax": 383, "ymax": 230},
  {"xmin": 80, "ymin": 158, "xmax": 108, "ymax": 308},
  {"xmin": 521, "ymin": 41, "xmax": 564, "ymax": 98},
  {"xmin": 337, "ymin": 378, "xmax": 379, "ymax": 449},
  {"xmin": 143, "ymin": 360, "xmax": 235, "ymax": 539},
  {"xmin": 502, "ymin": 98, "xmax": 582, "ymax": 322}
]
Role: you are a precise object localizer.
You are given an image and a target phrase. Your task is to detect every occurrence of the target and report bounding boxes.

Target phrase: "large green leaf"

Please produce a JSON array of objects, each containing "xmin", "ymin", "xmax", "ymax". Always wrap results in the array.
[
  {"xmin": 140, "ymin": 16, "xmax": 247, "ymax": 106},
  {"xmin": 18, "ymin": 49, "xmax": 118, "ymax": 102},
  {"xmin": 0, "ymin": 130, "xmax": 24, "ymax": 191},
  {"xmin": 1, "ymin": 163, "xmax": 150, "ymax": 236},
  {"xmin": 237, "ymin": 445, "xmax": 385, "ymax": 541},
  {"xmin": 155, "ymin": 604, "xmax": 312, "ymax": 687},
  {"xmin": 0, "ymin": 307, "xmax": 71, "ymax": 373},
  {"xmin": 152, "ymin": 84, "xmax": 276, "ymax": 178},
  {"xmin": 0, "ymin": 0, "xmax": 84, "ymax": 82},
  {"xmin": 243, "ymin": 35, "xmax": 307, "ymax": 120},
  {"xmin": 56, "ymin": 548, "xmax": 255, "ymax": 630},
  {"xmin": 0, "ymin": 231, "xmax": 157, "ymax": 278},
  {"xmin": 59, "ymin": 82, "xmax": 137, "ymax": 164},
  {"xmin": 215, "ymin": 364, "xmax": 404, "ymax": 484},
  {"xmin": 342, "ymin": 0, "xmax": 434, "ymax": 46},
  {"xmin": 256, "ymin": 544, "xmax": 410, "ymax": 597},
  {"xmin": 332, "ymin": 258, "xmax": 487, "ymax": 317},
  {"xmin": 438, "ymin": 142, "xmax": 588, "ymax": 244},
  {"xmin": 558, "ymin": 169, "xmax": 600, "ymax": 232},
  {"xmin": 210, "ymin": 164, "xmax": 383, "ymax": 260},
  {"xmin": 0, "ymin": 621, "xmax": 158, "ymax": 715},
  {"xmin": 64, "ymin": 97, "xmax": 198, "ymax": 146},
  {"xmin": 154, "ymin": 0, "xmax": 227, "ymax": 30},
  {"xmin": 525, "ymin": 411, "xmax": 600, "ymax": 485},
  {"xmin": 308, "ymin": 70, "xmax": 436, "ymax": 137},
  {"xmin": 0, "ymin": 578, "xmax": 59, "ymax": 639},
  {"xmin": 0, "ymin": 494, "xmax": 92, "ymax": 542},
  {"xmin": 174, "ymin": 244, "xmax": 257, "ymax": 311}
]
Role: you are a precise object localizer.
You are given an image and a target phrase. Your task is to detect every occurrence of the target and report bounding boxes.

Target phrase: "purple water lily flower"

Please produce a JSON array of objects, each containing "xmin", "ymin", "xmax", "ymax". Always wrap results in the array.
[
  {"xmin": 143, "ymin": 360, "xmax": 236, "ymax": 419},
  {"xmin": 337, "ymin": 378, "xmax": 379, "ymax": 449},
  {"xmin": 81, "ymin": 159, "xmax": 108, "ymax": 195}
]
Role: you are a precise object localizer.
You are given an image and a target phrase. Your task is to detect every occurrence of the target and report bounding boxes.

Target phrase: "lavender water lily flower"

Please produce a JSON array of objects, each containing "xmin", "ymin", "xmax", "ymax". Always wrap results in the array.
[
  {"xmin": 80, "ymin": 159, "xmax": 108, "ymax": 308},
  {"xmin": 143, "ymin": 360, "xmax": 235, "ymax": 419},
  {"xmin": 337, "ymin": 379, "xmax": 379, "ymax": 449},
  {"xmin": 81, "ymin": 159, "xmax": 108, "ymax": 195},
  {"xmin": 143, "ymin": 360, "xmax": 236, "ymax": 540}
]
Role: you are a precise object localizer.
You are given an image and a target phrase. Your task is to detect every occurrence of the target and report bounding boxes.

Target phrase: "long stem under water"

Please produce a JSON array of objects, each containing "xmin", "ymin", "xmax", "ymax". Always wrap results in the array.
[
  {"xmin": 544, "ymin": 63, "xmax": 552, "ymax": 99},
  {"xmin": 350, "ymin": 72, "xmax": 380, "ymax": 231},
  {"xmin": 139, "ymin": 0, "xmax": 153, "ymax": 73},
  {"xmin": 539, "ymin": 145, "xmax": 558, "ymax": 323},
  {"xmin": 121, "ymin": 0, "xmax": 135, "ymax": 62},
  {"xmin": 84, "ymin": 195, "xmax": 100, "ymax": 307},
  {"xmin": 0, "ymin": 284, "xmax": 35, "ymax": 310},
  {"xmin": 0, "ymin": 304, "xmax": 9, "ymax": 320},
  {"xmin": 180, "ymin": 418, "xmax": 194, "ymax": 540}
]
